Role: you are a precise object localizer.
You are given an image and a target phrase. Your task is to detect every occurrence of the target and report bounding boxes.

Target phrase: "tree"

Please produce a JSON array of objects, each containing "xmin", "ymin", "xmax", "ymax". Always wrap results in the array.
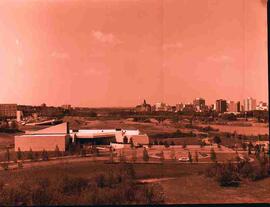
[
  {"xmin": 195, "ymin": 151, "xmax": 199, "ymax": 163},
  {"xmin": 143, "ymin": 148, "xmax": 149, "ymax": 162},
  {"xmin": 27, "ymin": 148, "xmax": 34, "ymax": 161},
  {"xmin": 17, "ymin": 147, "xmax": 22, "ymax": 161},
  {"xmin": 210, "ymin": 148, "xmax": 216, "ymax": 162},
  {"xmin": 54, "ymin": 145, "xmax": 61, "ymax": 157},
  {"xmin": 170, "ymin": 141, "xmax": 175, "ymax": 146},
  {"xmin": 188, "ymin": 151, "xmax": 193, "ymax": 163},
  {"xmin": 131, "ymin": 149, "xmax": 137, "ymax": 163},
  {"xmin": 41, "ymin": 149, "xmax": 49, "ymax": 161},
  {"xmin": 159, "ymin": 141, "xmax": 164, "ymax": 145},
  {"xmin": 130, "ymin": 138, "xmax": 134, "ymax": 149}
]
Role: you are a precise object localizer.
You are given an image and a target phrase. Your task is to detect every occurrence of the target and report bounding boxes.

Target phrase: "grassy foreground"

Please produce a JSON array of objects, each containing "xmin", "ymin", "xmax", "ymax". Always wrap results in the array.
[{"xmin": 0, "ymin": 160, "xmax": 270, "ymax": 204}]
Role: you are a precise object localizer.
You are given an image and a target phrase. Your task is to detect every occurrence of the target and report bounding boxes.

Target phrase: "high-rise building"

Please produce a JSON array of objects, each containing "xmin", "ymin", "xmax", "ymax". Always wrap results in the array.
[
  {"xmin": 193, "ymin": 98, "xmax": 206, "ymax": 112},
  {"xmin": 228, "ymin": 101, "xmax": 241, "ymax": 113},
  {"xmin": 243, "ymin": 97, "xmax": 256, "ymax": 111},
  {"xmin": 216, "ymin": 99, "xmax": 227, "ymax": 113}
]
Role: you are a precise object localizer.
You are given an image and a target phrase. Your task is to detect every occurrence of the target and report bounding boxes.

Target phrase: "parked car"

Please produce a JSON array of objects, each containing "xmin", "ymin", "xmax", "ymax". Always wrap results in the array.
[{"xmin": 178, "ymin": 157, "xmax": 189, "ymax": 162}]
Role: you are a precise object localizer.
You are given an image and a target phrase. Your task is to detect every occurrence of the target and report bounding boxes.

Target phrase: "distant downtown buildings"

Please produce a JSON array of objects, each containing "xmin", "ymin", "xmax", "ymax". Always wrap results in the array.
[{"xmin": 135, "ymin": 97, "xmax": 268, "ymax": 113}]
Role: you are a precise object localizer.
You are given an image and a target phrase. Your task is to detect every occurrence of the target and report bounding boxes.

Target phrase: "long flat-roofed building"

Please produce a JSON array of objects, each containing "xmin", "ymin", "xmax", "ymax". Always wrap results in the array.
[{"xmin": 15, "ymin": 122, "xmax": 149, "ymax": 151}]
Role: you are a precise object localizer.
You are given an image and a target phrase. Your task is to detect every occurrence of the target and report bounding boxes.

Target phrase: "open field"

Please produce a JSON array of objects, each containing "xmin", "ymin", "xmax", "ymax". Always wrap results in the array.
[
  {"xmin": 0, "ymin": 133, "xmax": 15, "ymax": 149},
  {"xmin": 1, "ymin": 161, "xmax": 270, "ymax": 204},
  {"xmin": 200, "ymin": 123, "xmax": 269, "ymax": 136},
  {"xmin": 160, "ymin": 174, "xmax": 270, "ymax": 204}
]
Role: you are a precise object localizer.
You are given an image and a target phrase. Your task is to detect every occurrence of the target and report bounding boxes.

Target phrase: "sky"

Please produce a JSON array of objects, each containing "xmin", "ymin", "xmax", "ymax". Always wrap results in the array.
[{"xmin": 0, "ymin": 0, "xmax": 268, "ymax": 107}]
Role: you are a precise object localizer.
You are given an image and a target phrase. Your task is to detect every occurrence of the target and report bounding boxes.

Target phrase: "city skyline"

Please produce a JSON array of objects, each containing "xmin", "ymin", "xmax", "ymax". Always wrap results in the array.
[
  {"xmin": 2, "ymin": 96, "xmax": 267, "ymax": 109},
  {"xmin": 0, "ymin": 0, "xmax": 267, "ymax": 107}
]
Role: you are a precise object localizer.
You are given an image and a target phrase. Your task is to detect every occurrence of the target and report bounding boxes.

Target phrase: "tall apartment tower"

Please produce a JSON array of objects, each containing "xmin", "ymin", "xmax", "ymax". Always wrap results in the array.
[
  {"xmin": 228, "ymin": 101, "xmax": 241, "ymax": 113},
  {"xmin": 216, "ymin": 99, "xmax": 227, "ymax": 113},
  {"xmin": 243, "ymin": 97, "xmax": 256, "ymax": 111},
  {"xmin": 193, "ymin": 98, "xmax": 206, "ymax": 112}
]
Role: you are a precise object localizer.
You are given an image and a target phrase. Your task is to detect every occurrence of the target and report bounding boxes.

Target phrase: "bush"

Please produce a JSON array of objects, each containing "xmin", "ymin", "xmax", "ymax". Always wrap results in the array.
[
  {"xmin": 216, "ymin": 162, "xmax": 240, "ymax": 187},
  {"xmin": 210, "ymin": 148, "xmax": 216, "ymax": 162},
  {"xmin": 0, "ymin": 169, "xmax": 165, "ymax": 205},
  {"xmin": 206, "ymin": 157, "xmax": 270, "ymax": 187}
]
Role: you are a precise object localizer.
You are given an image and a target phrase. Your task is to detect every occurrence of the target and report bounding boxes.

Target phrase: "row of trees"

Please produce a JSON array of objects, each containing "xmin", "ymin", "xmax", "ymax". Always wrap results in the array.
[{"xmin": 1, "ymin": 144, "xmax": 101, "ymax": 170}]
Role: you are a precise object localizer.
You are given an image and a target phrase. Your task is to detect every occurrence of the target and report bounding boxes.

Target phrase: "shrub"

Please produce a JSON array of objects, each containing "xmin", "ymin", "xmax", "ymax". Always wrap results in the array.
[
  {"xmin": 210, "ymin": 148, "xmax": 216, "ymax": 162},
  {"xmin": 144, "ymin": 183, "xmax": 165, "ymax": 204},
  {"xmin": 216, "ymin": 162, "xmax": 240, "ymax": 187}
]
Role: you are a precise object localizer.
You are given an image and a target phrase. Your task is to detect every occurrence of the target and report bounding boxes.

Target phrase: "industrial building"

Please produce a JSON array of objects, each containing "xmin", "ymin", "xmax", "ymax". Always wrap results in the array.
[
  {"xmin": 0, "ymin": 104, "xmax": 17, "ymax": 118},
  {"xmin": 15, "ymin": 122, "xmax": 149, "ymax": 151},
  {"xmin": 15, "ymin": 122, "xmax": 70, "ymax": 151}
]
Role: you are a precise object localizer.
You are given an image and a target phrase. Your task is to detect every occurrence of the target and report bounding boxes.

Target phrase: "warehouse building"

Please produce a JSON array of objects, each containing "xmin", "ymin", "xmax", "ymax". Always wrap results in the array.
[
  {"xmin": 15, "ymin": 122, "xmax": 149, "ymax": 151},
  {"xmin": 15, "ymin": 122, "xmax": 70, "ymax": 151}
]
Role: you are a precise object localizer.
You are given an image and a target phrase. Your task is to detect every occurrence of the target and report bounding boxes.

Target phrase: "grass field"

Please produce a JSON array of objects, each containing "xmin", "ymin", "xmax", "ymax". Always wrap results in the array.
[
  {"xmin": 1, "ymin": 161, "xmax": 270, "ymax": 204},
  {"xmin": 161, "ymin": 174, "xmax": 270, "ymax": 204}
]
